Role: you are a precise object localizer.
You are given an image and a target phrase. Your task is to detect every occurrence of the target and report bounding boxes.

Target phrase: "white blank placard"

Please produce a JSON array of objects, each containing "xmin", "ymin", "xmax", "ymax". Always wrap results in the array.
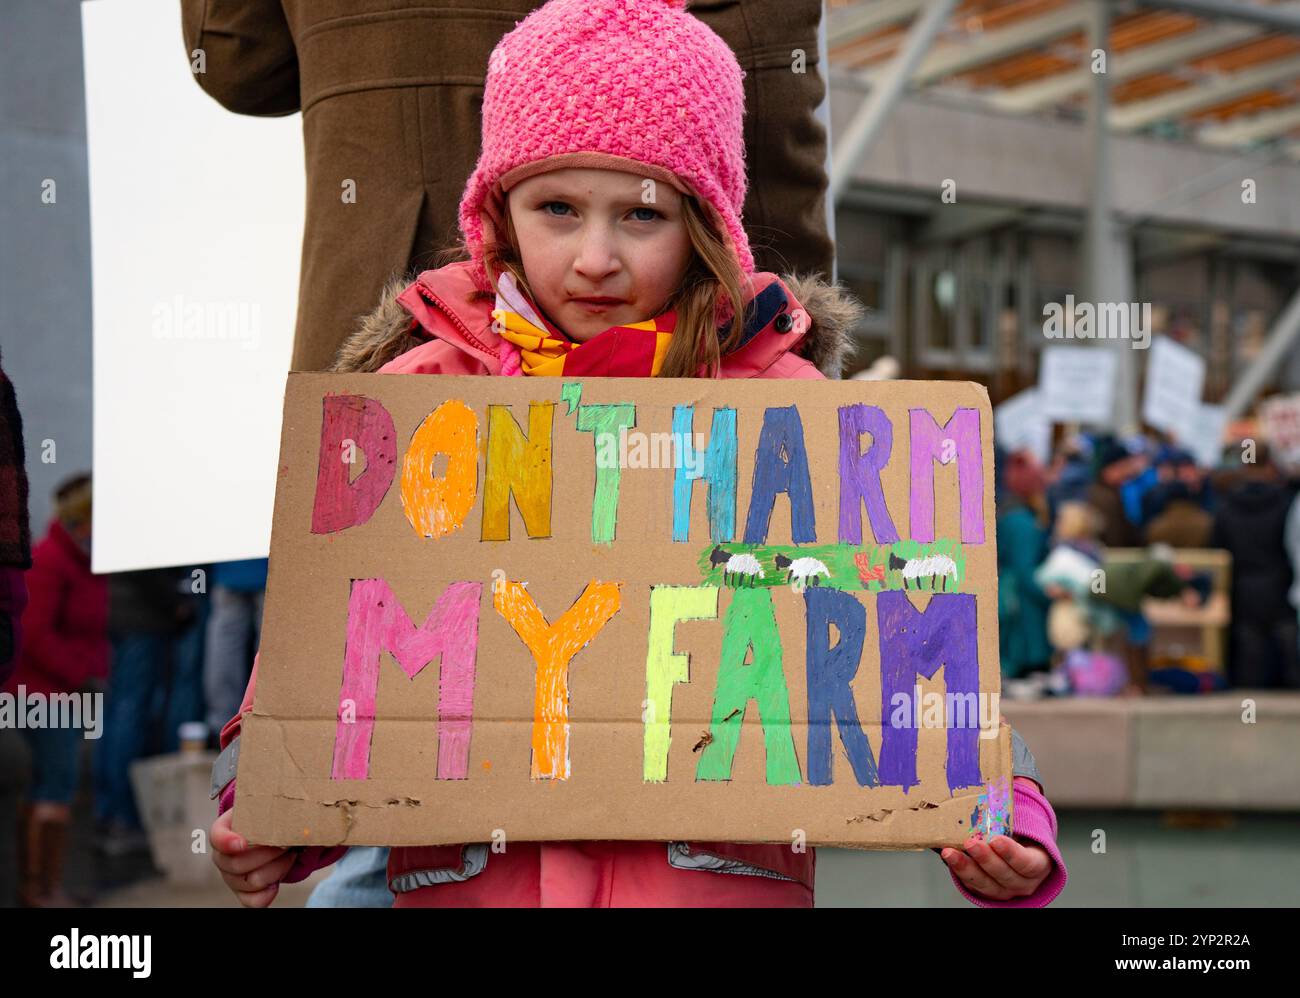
[
  {"xmin": 1038, "ymin": 346, "xmax": 1118, "ymax": 425},
  {"xmin": 994, "ymin": 388, "xmax": 1052, "ymax": 465},
  {"xmin": 1142, "ymin": 335, "xmax": 1205, "ymax": 435},
  {"xmin": 84, "ymin": 0, "xmax": 304, "ymax": 573}
]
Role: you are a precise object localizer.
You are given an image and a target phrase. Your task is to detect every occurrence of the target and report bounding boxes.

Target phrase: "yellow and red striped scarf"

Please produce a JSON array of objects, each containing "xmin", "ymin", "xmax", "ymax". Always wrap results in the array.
[{"xmin": 491, "ymin": 271, "xmax": 676, "ymax": 377}]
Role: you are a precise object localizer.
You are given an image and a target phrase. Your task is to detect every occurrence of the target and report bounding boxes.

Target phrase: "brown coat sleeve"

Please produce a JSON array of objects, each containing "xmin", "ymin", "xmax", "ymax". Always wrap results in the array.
[
  {"xmin": 691, "ymin": 0, "xmax": 835, "ymax": 282},
  {"xmin": 181, "ymin": 0, "xmax": 300, "ymax": 116}
]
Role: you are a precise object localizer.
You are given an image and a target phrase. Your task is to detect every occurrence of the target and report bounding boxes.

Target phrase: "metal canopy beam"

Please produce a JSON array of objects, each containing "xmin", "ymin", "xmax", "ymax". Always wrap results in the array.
[
  {"xmin": 1199, "ymin": 103, "xmax": 1300, "ymax": 145},
  {"xmin": 1139, "ymin": 0, "xmax": 1300, "ymax": 33},
  {"xmin": 917, "ymin": 204, "xmax": 1027, "ymax": 244},
  {"xmin": 1222, "ymin": 284, "xmax": 1300, "ymax": 421},
  {"xmin": 859, "ymin": 2, "xmax": 1091, "ymax": 88},
  {"xmin": 1109, "ymin": 53, "xmax": 1300, "ymax": 131},
  {"xmin": 830, "ymin": 0, "xmax": 960, "ymax": 206},
  {"xmin": 988, "ymin": 22, "xmax": 1262, "ymax": 113},
  {"xmin": 1134, "ymin": 229, "xmax": 1227, "ymax": 265},
  {"xmin": 1081, "ymin": 0, "xmax": 1139, "ymax": 433},
  {"xmin": 826, "ymin": 0, "xmax": 927, "ymax": 49}
]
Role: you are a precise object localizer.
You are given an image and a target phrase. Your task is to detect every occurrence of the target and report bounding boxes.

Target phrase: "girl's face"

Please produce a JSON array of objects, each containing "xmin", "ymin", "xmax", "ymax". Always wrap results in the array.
[{"xmin": 506, "ymin": 168, "xmax": 694, "ymax": 342}]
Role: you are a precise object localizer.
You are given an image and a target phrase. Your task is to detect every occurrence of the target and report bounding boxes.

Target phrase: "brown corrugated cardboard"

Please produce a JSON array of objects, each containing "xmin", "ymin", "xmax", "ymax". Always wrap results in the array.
[{"xmin": 234, "ymin": 374, "xmax": 1011, "ymax": 849}]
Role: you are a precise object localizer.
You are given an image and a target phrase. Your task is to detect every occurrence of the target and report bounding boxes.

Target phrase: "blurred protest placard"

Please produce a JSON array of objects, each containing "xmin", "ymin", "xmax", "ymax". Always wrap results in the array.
[
  {"xmin": 1038, "ymin": 346, "xmax": 1117, "ymax": 424},
  {"xmin": 994, "ymin": 388, "xmax": 1051, "ymax": 464},
  {"xmin": 1143, "ymin": 336, "xmax": 1205, "ymax": 436}
]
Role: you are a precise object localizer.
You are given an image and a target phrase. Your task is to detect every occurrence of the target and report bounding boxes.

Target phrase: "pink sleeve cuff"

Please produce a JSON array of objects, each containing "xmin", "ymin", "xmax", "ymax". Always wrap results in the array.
[
  {"xmin": 218, "ymin": 780, "xmax": 348, "ymax": 884},
  {"xmin": 947, "ymin": 779, "xmax": 1068, "ymax": 908}
]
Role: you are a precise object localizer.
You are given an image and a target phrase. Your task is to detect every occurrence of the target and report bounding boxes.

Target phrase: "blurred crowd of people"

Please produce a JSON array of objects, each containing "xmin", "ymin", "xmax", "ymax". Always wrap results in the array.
[
  {"xmin": 997, "ymin": 432, "xmax": 1300, "ymax": 699},
  {"xmin": 1, "ymin": 453, "xmax": 264, "ymax": 906}
]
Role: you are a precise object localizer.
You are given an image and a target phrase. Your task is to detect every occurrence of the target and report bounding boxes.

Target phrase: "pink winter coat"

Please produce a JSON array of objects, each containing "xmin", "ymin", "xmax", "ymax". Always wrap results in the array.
[{"xmin": 219, "ymin": 261, "xmax": 1067, "ymax": 907}]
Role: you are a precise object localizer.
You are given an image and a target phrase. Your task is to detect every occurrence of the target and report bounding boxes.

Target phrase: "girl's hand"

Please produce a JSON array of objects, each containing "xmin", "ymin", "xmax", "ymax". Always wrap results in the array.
[
  {"xmin": 210, "ymin": 809, "xmax": 297, "ymax": 908},
  {"xmin": 941, "ymin": 835, "xmax": 1052, "ymax": 901}
]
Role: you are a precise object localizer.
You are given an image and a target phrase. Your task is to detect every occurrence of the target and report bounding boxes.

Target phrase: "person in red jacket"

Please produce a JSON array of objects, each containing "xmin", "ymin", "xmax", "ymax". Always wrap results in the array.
[
  {"xmin": 5, "ymin": 474, "xmax": 108, "ymax": 906},
  {"xmin": 210, "ymin": 0, "xmax": 1067, "ymax": 907}
]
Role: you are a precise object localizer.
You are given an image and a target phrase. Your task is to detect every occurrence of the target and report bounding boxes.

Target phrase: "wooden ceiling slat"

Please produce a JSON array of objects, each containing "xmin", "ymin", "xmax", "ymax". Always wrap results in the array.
[
  {"xmin": 831, "ymin": 0, "xmax": 1076, "ymax": 72},
  {"xmin": 1109, "ymin": 11, "xmax": 1202, "ymax": 52},
  {"xmin": 1190, "ymin": 34, "xmax": 1300, "ymax": 73},
  {"xmin": 972, "ymin": 54, "xmax": 1078, "ymax": 89},
  {"xmin": 957, "ymin": 0, "xmax": 1071, "ymax": 34},
  {"xmin": 958, "ymin": 27, "xmax": 1081, "ymax": 87},
  {"xmin": 825, "ymin": 0, "xmax": 1300, "ymax": 145},
  {"xmin": 1111, "ymin": 73, "xmax": 1193, "ymax": 104},
  {"xmin": 1188, "ymin": 89, "xmax": 1296, "ymax": 122}
]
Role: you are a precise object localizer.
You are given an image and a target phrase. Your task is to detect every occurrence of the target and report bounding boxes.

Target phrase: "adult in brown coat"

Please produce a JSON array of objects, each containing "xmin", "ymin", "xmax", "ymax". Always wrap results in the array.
[{"xmin": 181, "ymin": 0, "xmax": 835, "ymax": 372}]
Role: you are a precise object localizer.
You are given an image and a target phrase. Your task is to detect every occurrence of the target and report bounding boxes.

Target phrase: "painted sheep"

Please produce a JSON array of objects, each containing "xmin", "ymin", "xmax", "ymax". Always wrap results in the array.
[
  {"xmin": 773, "ymin": 552, "xmax": 830, "ymax": 588},
  {"xmin": 901, "ymin": 554, "xmax": 959, "ymax": 589},
  {"xmin": 710, "ymin": 546, "xmax": 765, "ymax": 587}
]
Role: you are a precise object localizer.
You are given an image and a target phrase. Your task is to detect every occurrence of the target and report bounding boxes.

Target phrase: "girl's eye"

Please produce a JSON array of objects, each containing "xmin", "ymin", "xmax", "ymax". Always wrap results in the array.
[
  {"xmin": 630, "ymin": 207, "xmax": 660, "ymax": 222},
  {"xmin": 541, "ymin": 201, "xmax": 573, "ymax": 217}
]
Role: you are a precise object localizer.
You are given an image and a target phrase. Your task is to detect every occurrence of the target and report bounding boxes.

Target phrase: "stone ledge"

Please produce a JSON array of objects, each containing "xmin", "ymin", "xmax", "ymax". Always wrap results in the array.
[{"xmin": 1002, "ymin": 693, "xmax": 1300, "ymax": 810}]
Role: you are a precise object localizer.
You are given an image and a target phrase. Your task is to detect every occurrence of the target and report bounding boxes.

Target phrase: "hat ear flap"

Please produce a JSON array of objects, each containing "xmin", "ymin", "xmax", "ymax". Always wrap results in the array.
[{"xmin": 475, "ymin": 183, "xmax": 512, "ymax": 292}]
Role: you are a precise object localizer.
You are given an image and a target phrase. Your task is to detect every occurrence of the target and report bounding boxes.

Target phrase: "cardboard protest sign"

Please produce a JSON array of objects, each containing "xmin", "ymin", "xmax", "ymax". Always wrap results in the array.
[{"xmin": 234, "ymin": 374, "xmax": 1012, "ymax": 850}]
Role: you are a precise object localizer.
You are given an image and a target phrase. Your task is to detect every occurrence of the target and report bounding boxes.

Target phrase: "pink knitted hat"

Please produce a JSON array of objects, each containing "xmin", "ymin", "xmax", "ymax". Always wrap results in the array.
[{"xmin": 458, "ymin": 0, "xmax": 752, "ymax": 294}]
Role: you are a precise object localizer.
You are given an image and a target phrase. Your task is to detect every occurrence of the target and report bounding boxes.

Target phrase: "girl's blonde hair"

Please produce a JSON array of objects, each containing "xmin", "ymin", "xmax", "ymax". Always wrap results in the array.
[{"xmin": 442, "ymin": 194, "xmax": 749, "ymax": 378}]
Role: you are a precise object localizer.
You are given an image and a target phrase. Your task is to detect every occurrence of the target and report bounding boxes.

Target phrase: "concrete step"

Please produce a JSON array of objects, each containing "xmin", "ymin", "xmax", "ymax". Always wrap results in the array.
[{"xmin": 1003, "ymin": 692, "xmax": 1300, "ymax": 810}]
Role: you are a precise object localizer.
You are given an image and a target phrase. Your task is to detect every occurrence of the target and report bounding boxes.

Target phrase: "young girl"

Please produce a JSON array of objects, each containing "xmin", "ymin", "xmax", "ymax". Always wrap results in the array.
[{"xmin": 210, "ymin": 0, "xmax": 1068, "ymax": 908}]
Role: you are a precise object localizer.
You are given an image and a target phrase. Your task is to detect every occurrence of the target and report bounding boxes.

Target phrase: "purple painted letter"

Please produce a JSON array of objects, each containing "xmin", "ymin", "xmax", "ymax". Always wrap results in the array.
[
  {"xmin": 837, "ymin": 404, "xmax": 899, "ymax": 544},
  {"xmin": 876, "ymin": 591, "xmax": 980, "ymax": 793},
  {"xmin": 908, "ymin": 407, "xmax": 984, "ymax": 543}
]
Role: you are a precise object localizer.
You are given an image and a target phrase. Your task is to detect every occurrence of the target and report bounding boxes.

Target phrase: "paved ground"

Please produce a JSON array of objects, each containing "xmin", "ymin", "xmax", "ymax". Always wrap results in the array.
[
  {"xmin": 816, "ymin": 809, "xmax": 1300, "ymax": 907},
  {"xmin": 4, "ymin": 737, "xmax": 1295, "ymax": 908},
  {"xmin": 94, "ymin": 868, "xmax": 330, "ymax": 908},
  {"xmin": 75, "ymin": 809, "xmax": 1300, "ymax": 908}
]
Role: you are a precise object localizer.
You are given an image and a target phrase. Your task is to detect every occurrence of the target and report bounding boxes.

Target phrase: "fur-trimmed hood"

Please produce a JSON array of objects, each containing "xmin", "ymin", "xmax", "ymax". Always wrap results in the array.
[{"xmin": 330, "ymin": 261, "xmax": 862, "ymax": 379}]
